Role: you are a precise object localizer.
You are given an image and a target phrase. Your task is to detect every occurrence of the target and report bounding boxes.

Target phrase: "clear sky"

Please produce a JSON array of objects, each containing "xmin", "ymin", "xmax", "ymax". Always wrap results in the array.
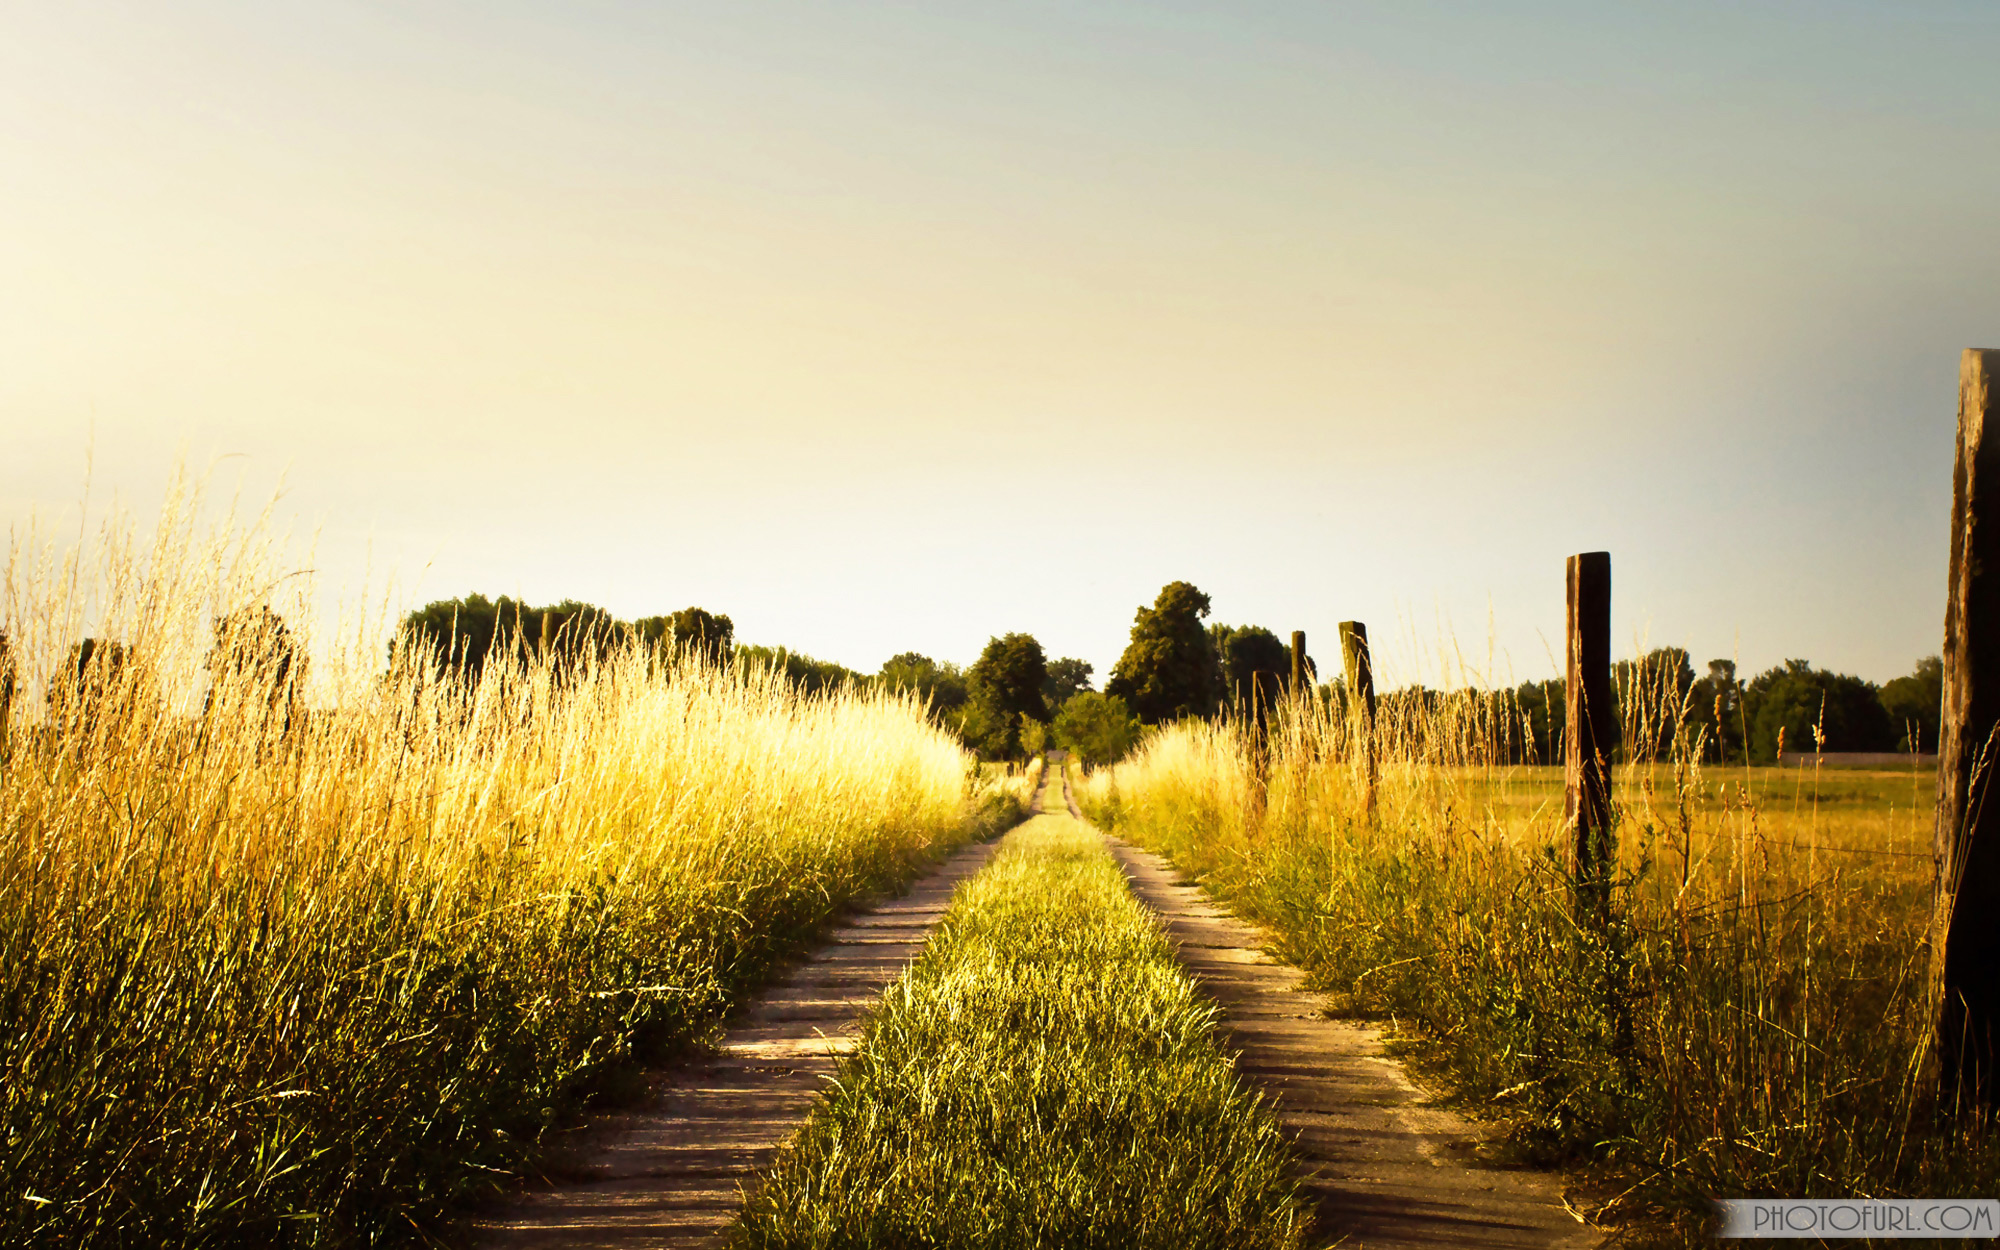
[{"xmin": 5, "ymin": 2, "xmax": 1997, "ymax": 688}]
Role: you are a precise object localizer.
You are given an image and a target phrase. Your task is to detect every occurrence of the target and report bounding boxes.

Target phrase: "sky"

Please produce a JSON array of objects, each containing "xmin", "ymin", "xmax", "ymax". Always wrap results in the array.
[{"xmin": 4, "ymin": 1, "xmax": 1997, "ymax": 689}]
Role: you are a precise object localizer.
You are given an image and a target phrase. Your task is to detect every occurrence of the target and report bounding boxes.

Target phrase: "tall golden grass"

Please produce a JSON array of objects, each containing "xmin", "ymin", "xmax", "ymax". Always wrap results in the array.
[
  {"xmin": 0, "ymin": 479, "xmax": 995, "ymax": 1245},
  {"xmin": 1079, "ymin": 662, "xmax": 1987, "ymax": 1243}
]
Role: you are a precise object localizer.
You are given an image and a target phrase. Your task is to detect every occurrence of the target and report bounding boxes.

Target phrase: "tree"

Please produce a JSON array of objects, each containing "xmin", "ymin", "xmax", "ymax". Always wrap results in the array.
[
  {"xmin": 0, "ymin": 630, "xmax": 14, "ymax": 734},
  {"xmin": 634, "ymin": 607, "xmax": 735, "ymax": 666},
  {"xmin": 1511, "ymin": 678, "xmax": 1565, "ymax": 766},
  {"xmin": 1880, "ymin": 655, "xmax": 1943, "ymax": 754},
  {"xmin": 397, "ymin": 595, "xmax": 617, "ymax": 679},
  {"xmin": 736, "ymin": 645, "xmax": 861, "ymax": 695},
  {"xmin": 1043, "ymin": 657, "xmax": 1094, "ymax": 707},
  {"xmin": 49, "ymin": 638, "xmax": 133, "ymax": 728},
  {"xmin": 1054, "ymin": 691, "xmax": 1142, "ymax": 765},
  {"xmin": 960, "ymin": 633, "xmax": 1049, "ymax": 759},
  {"xmin": 1018, "ymin": 715, "xmax": 1050, "ymax": 757},
  {"xmin": 1744, "ymin": 659, "xmax": 1894, "ymax": 762},
  {"xmin": 879, "ymin": 652, "xmax": 970, "ymax": 714},
  {"xmin": 1106, "ymin": 581, "xmax": 1223, "ymax": 724},
  {"xmin": 1209, "ymin": 624, "xmax": 1290, "ymax": 721},
  {"xmin": 206, "ymin": 607, "xmax": 305, "ymax": 737},
  {"xmin": 1690, "ymin": 659, "xmax": 1746, "ymax": 764},
  {"xmin": 1613, "ymin": 646, "xmax": 1696, "ymax": 763},
  {"xmin": 395, "ymin": 593, "xmax": 515, "ymax": 675}
]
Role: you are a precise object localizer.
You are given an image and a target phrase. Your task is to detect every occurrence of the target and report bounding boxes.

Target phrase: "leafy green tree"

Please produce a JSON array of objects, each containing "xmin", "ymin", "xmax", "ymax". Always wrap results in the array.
[
  {"xmin": 949, "ymin": 696, "xmax": 1016, "ymax": 761},
  {"xmin": 205, "ymin": 607, "xmax": 305, "ymax": 735},
  {"xmin": 1054, "ymin": 691, "xmax": 1142, "ymax": 765},
  {"xmin": 1613, "ymin": 646, "xmax": 1696, "ymax": 763},
  {"xmin": 1510, "ymin": 678, "xmax": 1565, "ymax": 766},
  {"xmin": 634, "ymin": 607, "xmax": 735, "ymax": 666},
  {"xmin": 879, "ymin": 652, "xmax": 970, "ymax": 713},
  {"xmin": 1209, "ymin": 624, "xmax": 1290, "ymax": 720},
  {"xmin": 395, "ymin": 593, "xmax": 514, "ymax": 674},
  {"xmin": 1689, "ymin": 659, "xmax": 1747, "ymax": 764},
  {"xmin": 1744, "ymin": 659, "xmax": 1894, "ymax": 762},
  {"xmin": 397, "ymin": 595, "xmax": 618, "ymax": 679},
  {"xmin": 1880, "ymin": 656, "xmax": 1943, "ymax": 753},
  {"xmin": 736, "ymin": 645, "xmax": 862, "ymax": 695},
  {"xmin": 1106, "ymin": 582, "xmax": 1223, "ymax": 724},
  {"xmin": 49, "ymin": 638, "xmax": 133, "ymax": 726},
  {"xmin": 962, "ymin": 633, "xmax": 1049, "ymax": 759},
  {"xmin": 1018, "ymin": 715, "xmax": 1050, "ymax": 757},
  {"xmin": 0, "ymin": 629, "xmax": 15, "ymax": 732},
  {"xmin": 1043, "ymin": 657, "xmax": 1094, "ymax": 707}
]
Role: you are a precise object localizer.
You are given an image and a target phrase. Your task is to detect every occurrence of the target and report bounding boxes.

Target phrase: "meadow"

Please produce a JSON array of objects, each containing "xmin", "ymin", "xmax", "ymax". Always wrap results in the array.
[
  {"xmin": 1077, "ymin": 688, "xmax": 1984, "ymax": 1245},
  {"xmin": 0, "ymin": 491, "xmax": 1016, "ymax": 1246}
]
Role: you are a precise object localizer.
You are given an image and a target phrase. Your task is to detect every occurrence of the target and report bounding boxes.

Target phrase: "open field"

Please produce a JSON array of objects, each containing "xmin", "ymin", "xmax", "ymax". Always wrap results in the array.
[
  {"xmin": 1078, "ymin": 710, "xmax": 1986, "ymax": 1245},
  {"xmin": 732, "ymin": 811, "xmax": 1308, "ymax": 1250},
  {"xmin": 0, "ymin": 500, "xmax": 1017, "ymax": 1246}
]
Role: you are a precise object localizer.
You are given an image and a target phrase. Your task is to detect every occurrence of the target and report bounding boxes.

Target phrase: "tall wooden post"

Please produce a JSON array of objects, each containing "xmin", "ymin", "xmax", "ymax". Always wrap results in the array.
[
  {"xmin": 1937, "ymin": 348, "xmax": 2000, "ymax": 1107},
  {"xmin": 1296, "ymin": 632, "xmax": 1312, "ymax": 712},
  {"xmin": 1339, "ymin": 621, "xmax": 1377, "ymax": 821},
  {"xmin": 1566, "ymin": 552, "xmax": 1617, "ymax": 915}
]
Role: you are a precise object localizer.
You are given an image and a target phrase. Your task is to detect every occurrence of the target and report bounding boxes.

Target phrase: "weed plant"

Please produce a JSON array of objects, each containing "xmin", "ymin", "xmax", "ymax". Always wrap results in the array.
[
  {"xmin": 731, "ymin": 814, "xmax": 1309, "ymax": 1250},
  {"xmin": 0, "ymin": 483, "xmax": 1000, "ymax": 1246},
  {"xmin": 1078, "ymin": 679, "xmax": 1999, "ymax": 1245}
]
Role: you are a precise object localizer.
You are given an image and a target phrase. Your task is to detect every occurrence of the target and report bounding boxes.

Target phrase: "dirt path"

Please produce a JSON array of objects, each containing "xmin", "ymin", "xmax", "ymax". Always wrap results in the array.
[
  {"xmin": 1056, "ymin": 764, "xmax": 1598, "ymax": 1250},
  {"xmin": 466, "ymin": 779, "xmax": 1039, "ymax": 1248}
]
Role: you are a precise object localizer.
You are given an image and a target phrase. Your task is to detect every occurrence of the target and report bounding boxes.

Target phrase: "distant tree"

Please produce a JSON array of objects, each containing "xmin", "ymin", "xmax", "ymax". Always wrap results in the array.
[
  {"xmin": 635, "ymin": 607, "xmax": 735, "ymax": 666},
  {"xmin": 1054, "ymin": 691, "xmax": 1142, "ymax": 766},
  {"xmin": 879, "ymin": 652, "xmax": 970, "ymax": 713},
  {"xmin": 48, "ymin": 638, "xmax": 133, "ymax": 727},
  {"xmin": 1880, "ymin": 655, "xmax": 1943, "ymax": 754},
  {"xmin": 205, "ymin": 607, "xmax": 305, "ymax": 737},
  {"xmin": 1510, "ymin": 678, "xmax": 1564, "ymax": 766},
  {"xmin": 735, "ymin": 644, "xmax": 861, "ymax": 696},
  {"xmin": 397, "ymin": 595, "xmax": 617, "ymax": 679},
  {"xmin": 0, "ymin": 629, "xmax": 14, "ymax": 734},
  {"xmin": 1106, "ymin": 582, "xmax": 1223, "ymax": 724},
  {"xmin": 950, "ymin": 697, "xmax": 1015, "ymax": 761},
  {"xmin": 1043, "ymin": 657, "xmax": 1094, "ymax": 708},
  {"xmin": 1613, "ymin": 646, "xmax": 1696, "ymax": 763},
  {"xmin": 1688, "ymin": 659, "xmax": 1747, "ymax": 764},
  {"xmin": 395, "ymin": 593, "xmax": 513, "ymax": 674},
  {"xmin": 1209, "ymin": 624, "xmax": 1290, "ymax": 721},
  {"xmin": 535, "ymin": 600, "xmax": 620, "ymax": 673},
  {"xmin": 1018, "ymin": 715, "xmax": 1050, "ymax": 758},
  {"xmin": 1745, "ymin": 659, "xmax": 1894, "ymax": 762},
  {"xmin": 962, "ymin": 633, "xmax": 1049, "ymax": 760}
]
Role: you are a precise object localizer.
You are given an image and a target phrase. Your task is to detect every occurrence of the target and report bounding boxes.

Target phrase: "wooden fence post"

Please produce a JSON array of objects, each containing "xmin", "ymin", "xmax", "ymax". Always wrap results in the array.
[
  {"xmin": 1339, "ymin": 621, "xmax": 1377, "ymax": 821},
  {"xmin": 1290, "ymin": 631, "xmax": 1307, "ymax": 700},
  {"xmin": 1566, "ymin": 552, "xmax": 1617, "ymax": 916},
  {"xmin": 1937, "ymin": 348, "xmax": 2000, "ymax": 1108}
]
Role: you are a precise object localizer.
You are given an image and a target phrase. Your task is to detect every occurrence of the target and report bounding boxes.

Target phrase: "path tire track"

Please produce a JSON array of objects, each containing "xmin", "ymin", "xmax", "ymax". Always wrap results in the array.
[
  {"xmin": 467, "ymin": 796, "xmax": 1025, "ymax": 1247},
  {"xmin": 1060, "ymin": 762, "xmax": 1598, "ymax": 1250}
]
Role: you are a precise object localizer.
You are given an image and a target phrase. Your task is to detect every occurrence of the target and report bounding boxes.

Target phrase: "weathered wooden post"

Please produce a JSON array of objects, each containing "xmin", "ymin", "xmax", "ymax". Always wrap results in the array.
[
  {"xmin": 1290, "ymin": 630, "xmax": 1308, "ymax": 701},
  {"xmin": 1937, "ymin": 348, "xmax": 2000, "ymax": 1108},
  {"xmin": 1566, "ymin": 552, "xmax": 1617, "ymax": 916},
  {"xmin": 1339, "ymin": 621, "xmax": 1377, "ymax": 821}
]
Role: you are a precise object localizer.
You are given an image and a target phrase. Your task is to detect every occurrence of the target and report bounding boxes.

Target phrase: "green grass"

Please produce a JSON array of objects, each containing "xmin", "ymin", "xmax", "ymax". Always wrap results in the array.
[
  {"xmin": 1081, "ymin": 720, "xmax": 2000, "ymax": 1245},
  {"xmin": 729, "ymin": 813, "xmax": 1310, "ymax": 1250}
]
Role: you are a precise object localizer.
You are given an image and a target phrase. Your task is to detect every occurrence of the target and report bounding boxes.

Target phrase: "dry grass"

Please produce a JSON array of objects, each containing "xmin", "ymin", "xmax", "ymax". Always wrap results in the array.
[
  {"xmin": 1079, "ymin": 679, "xmax": 1997, "ymax": 1245},
  {"xmin": 0, "ymin": 479, "xmax": 999, "ymax": 1245}
]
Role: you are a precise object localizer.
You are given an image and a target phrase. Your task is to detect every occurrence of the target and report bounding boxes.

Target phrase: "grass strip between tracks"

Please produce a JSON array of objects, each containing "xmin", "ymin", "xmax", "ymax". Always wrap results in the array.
[{"xmin": 729, "ymin": 813, "xmax": 1309, "ymax": 1250}]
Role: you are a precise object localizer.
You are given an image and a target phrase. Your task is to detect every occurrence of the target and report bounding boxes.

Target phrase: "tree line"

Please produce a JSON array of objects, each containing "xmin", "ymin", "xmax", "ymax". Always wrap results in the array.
[
  {"xmin": 1508, "ymin": 648, "xmax": 1942, "ymax": 765},
  {"xmin": 11, "ymin": 581, "xmax": 1939, "ymax": 773}
]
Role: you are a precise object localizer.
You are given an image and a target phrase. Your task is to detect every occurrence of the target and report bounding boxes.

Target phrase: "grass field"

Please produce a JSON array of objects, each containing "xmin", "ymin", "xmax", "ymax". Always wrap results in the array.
[
  {"xmin": 1078, "ymin": 708, "xmax": 1990, "ymax": 1245},
  {"xmin": 0, "ymin": 495, "xmax": 1013, "ymax": 1246},
  {"xmin": 731, "ymin": 813, "xmax": 1310, "ymax": 1250}
]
